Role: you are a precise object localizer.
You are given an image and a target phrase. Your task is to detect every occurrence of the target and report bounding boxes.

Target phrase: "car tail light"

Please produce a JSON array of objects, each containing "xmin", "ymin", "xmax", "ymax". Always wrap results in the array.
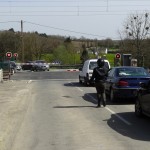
[{"xmin": 118, "ymin": 80, "xmax": 129, "ymax": 86}]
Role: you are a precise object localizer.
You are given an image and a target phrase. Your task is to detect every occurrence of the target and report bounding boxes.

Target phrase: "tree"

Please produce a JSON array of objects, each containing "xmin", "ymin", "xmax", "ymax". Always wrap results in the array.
[
  {"xmin": 121, "ymin": 12, "xmax": 150, "ymax": 66},
  {"xmin": 0, "ymin": 31, "xmax": 21, "ymax": 60},
  {"xmin": 80, "ymin": 44, "xmax": 89, "ymax": 64}
]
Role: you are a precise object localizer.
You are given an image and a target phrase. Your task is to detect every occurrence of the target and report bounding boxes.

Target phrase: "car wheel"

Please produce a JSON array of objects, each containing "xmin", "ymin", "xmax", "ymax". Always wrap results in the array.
[
  {"xmin": 84, "ymin": 78, "xmax": 90, "ymax": 86},
  {"xmin": 135, "ymin": 95, "xmax": 143, "ymax": 117},
  {"xmin": 79, "ymin": 76, "xmax": 82, "ymax": 84},
  {"xmin": 110, "ymin": 89, "xmax": 116, "ymax": 102}
]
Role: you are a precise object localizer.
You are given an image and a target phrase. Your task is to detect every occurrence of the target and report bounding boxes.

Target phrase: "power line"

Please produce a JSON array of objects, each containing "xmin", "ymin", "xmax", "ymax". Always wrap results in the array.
[
  {"xmin": 1, "ymin": 4, "xmax": 150, "ymax": 7},
  {"xmin": 0, "ymin": 0, "xmax": 106, "ymax": 3},
  {"xmin": 0, "ymin": 0, "xmax": 150, "ymax": 2},
  {"xmin": 0, "ymin": 11, "xmax": 148, "ymax": 16},
  {"xmin": 0, "ymin": 21, "xmax": 20, "ymax": 23},
  {"xmin": 24, "ymin": 21, "xmax": 106, "ymax": 38}
]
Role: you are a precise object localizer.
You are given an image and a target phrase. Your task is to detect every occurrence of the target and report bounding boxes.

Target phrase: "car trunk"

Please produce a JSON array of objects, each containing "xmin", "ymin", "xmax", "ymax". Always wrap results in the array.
[{"xmin": 118, "ymin": 77, "xmax": 150, "ymax": 88}]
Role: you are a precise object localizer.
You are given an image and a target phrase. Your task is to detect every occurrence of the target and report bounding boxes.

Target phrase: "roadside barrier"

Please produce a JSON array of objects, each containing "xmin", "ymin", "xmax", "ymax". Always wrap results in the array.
[
  {"xmin": 3, "ymin": 69, "xmax": 10, "ymax": 80},
  {"xmin": 0, "ymin": 69, "xmax": 4, "ymax": 82},
  {"xmin": 67, "ymin": 69, "xmax": 79, "ymax": 72}
]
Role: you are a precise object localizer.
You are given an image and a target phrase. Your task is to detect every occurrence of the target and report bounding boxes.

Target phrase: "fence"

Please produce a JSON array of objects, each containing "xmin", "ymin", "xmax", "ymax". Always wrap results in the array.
[{"xmin": 49, "ymin": 64, "xmax": 82, "ymax": 69}]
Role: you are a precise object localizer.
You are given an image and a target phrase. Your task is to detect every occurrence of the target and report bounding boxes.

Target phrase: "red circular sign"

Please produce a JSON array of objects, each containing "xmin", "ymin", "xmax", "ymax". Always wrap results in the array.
[
  {"xmin": 13, "ymin": 53, "xmax": 18, "ymax": 57},
  {"xmin": 6, "ymin": 52, "xmax": 12, "ymax": 58},
  {"xmin": 115, "ymin": 53, "xmax": 121, "ymax": 59}
]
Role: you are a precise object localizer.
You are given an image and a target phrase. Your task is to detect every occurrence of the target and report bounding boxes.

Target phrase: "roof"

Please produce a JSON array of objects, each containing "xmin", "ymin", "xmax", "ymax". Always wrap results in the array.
[{"xmin": 112, "ymin": 66, "xmax": 144, "ymax": 69}]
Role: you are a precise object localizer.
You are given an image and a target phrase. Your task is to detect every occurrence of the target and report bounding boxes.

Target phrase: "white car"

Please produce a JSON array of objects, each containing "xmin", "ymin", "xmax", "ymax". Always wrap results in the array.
[
  {"xmin": 79, "ymin": 59, "xmax": 110, "ymax": 86},
  {"xmin": 16, "ymin": 63, "xmax": 22, "ymax": 71}
]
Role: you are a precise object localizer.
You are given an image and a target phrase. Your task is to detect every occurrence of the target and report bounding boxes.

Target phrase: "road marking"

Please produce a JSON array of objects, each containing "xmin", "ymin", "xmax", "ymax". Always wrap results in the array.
[
  {"xmin": 105, "ymin": 107, "xmax": 132, "ymax": 126},
  {"xmin": 27, "ymin": 80, "xmax": 32, "ymax": 84},
  {"xmin": 76, "ymin": 87, "xmax": 83, "ymax": 92},
  {"xmin": 70, "ymin": 82, "xmax": 132, "ymax": 125},
  {"xmin": 84, "ymin": 93, "xmax": 132, "ymax": 126},
  {"xmin": 88, "ymin": 94, "xmax": 132, "ymax": 126}
]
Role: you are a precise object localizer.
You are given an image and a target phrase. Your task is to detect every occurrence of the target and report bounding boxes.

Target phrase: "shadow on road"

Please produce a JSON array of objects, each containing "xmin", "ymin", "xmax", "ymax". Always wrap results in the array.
[
  {"xmin": 82, "ymin": 92, "xmax": 134, "ymax": 106},
  {"xmin": 82, "ymin": 93, "xmax": 97, "ymax": 105},
  {"xmin": 53, "ymin": 106, "xmax": 96, "ymax": 108},
  {"xmin": 107, "ymin": 112, "xmax": 150, "ymax": 141},
  {"xmin": 64, "ymin": 82, "xmax": 86, "ymax": 87}
]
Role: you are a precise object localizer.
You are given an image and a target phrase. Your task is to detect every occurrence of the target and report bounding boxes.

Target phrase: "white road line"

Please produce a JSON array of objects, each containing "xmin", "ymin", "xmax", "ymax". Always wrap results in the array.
[
  {"xmin": 76, "ymin": 87, "xmax": 83, "ymax": 92},
  {"xmin": 105, "ymin": 107, "xmax": 132, "ymax": 126},
  {"xmin": 88, "ymin": 94, "xmax": 132, "ymax": 126},
  {"xmin": 27, "ymin": 80, "xmax": 32, "ymax": 84},
  {"xmin": 70, "ymin": 82, "xmax": 132, "ymax": 125}
]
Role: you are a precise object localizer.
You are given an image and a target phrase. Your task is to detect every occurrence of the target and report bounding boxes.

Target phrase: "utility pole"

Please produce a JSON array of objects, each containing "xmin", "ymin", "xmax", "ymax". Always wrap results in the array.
[{"xmin": 21, "ymin": 20, "xmax": 24, "ymax": 62}]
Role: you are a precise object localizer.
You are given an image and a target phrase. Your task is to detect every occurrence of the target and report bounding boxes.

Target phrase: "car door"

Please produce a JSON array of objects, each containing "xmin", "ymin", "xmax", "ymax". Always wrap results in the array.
[
  {"xmin": 140, "ymin": 81, "xmax": 150, "ymax": 114},
  {"xmin": 105, "ymin": 68, "xmax": 116, "ymax": 93}
]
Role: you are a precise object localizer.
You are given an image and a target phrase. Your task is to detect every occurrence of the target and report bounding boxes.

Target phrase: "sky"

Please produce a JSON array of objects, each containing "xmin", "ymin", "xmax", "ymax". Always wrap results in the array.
[{"xmin": 0, "ymin": 0, "xmax": 150, "ymax": 40}]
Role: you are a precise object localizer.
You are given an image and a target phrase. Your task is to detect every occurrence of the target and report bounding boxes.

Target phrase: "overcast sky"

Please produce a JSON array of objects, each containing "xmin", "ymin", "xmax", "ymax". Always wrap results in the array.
[{"xmin": 0, "ymin": 0, "xmax": 150, "ymax": 40}]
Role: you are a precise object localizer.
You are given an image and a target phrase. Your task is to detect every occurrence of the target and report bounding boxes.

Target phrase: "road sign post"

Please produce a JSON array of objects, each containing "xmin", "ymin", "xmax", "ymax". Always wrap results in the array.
[
  {"xmin": 13, "ymin": 53, "xmax": 18, "ymax": 60},
  {"xmin": 114, "ymin": 53, "xmax": 121, "ymax": 66}
]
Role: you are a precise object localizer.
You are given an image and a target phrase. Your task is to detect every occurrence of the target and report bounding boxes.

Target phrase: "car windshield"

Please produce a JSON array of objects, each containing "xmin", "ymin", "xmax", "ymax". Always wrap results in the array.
[{"xmin": 117, "ymin": 67, "xmax": 149, "ymax": 77}]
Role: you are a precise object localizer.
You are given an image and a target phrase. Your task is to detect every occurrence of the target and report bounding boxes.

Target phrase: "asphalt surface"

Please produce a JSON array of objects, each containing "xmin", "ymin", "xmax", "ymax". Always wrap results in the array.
[
  {"xmin": 0, "ymin": 70, "xmax": 79, "ymax": 150},
  {"xmin": 0, "ymin": 79, "xmax": 32, "ymax": 150},
  {"xmin": 1, "ymin": 70, "xmax": 150, "ymax": 150}
]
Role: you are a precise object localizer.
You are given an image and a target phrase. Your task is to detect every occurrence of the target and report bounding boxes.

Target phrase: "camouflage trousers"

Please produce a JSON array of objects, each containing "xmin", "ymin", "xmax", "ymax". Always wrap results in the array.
[{"xmin": 95, "ymin": 81, "xmax": 106, "ymax": 107}]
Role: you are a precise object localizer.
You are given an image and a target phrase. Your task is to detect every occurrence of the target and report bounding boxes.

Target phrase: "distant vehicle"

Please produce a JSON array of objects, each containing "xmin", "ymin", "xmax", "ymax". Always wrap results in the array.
[
  {"xmin": 105, "ymin": 66, "xmax": 150, "ymax": 102},
  {"xmin": 79, "ymin": 59, "xmax": 110, "ymax": 86},
  {"xmin": 22, "ymin": 61, "xmax": 34, "ymax": 70},
  {"xmin": 135, "ymin": 81, "xmax": 150, "ymax": 117},
  {"xmin": 32, "ymin": 60, "xmax": 49, "ymax": 71},
  {"xmin": 16, "ymin": 63, "xmax": 22, "ymax": 71},
  {"xmin": 10, "ymin": 61, "xmax": 17, "ymax": 74}
]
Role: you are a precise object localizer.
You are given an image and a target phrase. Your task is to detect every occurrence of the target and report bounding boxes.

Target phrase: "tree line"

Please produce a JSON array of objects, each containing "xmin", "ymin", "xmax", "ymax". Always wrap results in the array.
[
  {"xmin": 0, "ymin": 29, "xmax": 119, "ymax": 65},
  {"xmin": 0, "ymin": 12, "xmax": 150, "ymax": 67}
]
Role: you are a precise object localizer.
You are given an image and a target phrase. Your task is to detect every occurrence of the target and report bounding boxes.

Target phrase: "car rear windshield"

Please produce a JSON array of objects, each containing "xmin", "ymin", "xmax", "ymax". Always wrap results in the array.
[
  {"xmin": 117, "ymin": 68, "xmax": 149, "ymax": 77},
  {"xmin": 89, "ymin": 62, "xmax": 97, "ymax": 70},
  {"xmin": 89, "ymin": 61, "xmax": 109, "ymax": 70}
]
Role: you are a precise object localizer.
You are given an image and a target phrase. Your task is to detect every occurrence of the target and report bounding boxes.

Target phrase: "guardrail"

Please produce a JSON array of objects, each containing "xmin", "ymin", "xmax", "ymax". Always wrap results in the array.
[
  {"xmin": 0, "ymin": 69, "xmax": 3, "ymax": 83},
  {"xmin": 49, "ymin": 64, "xmax": 82, "ymax": 69}
]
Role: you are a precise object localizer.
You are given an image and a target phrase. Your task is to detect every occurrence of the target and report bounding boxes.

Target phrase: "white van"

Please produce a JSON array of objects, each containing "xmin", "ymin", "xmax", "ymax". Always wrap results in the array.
[{"xmin": 79, "ymin": 59, "xmax": 110, "ymax": 85}]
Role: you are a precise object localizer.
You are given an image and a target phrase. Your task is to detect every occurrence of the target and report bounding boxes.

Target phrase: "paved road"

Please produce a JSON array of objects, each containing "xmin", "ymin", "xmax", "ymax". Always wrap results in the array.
[
  {"xmin": 1, "ymin": 70, "xmax": 150, "ymax": 150},
  {"xmin": 11, "ymin": 70, "xmax": 79, "ymax": 80}
]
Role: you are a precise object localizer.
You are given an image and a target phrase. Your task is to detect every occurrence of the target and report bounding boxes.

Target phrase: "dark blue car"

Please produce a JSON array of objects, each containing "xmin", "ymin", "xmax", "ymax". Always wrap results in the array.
[{"xmin": 105, "ymin": 66, "xmax": 150, "ymax": 102}]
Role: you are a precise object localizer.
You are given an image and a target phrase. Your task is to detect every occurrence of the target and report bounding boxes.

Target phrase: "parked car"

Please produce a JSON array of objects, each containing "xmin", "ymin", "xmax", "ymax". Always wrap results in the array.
[
  {"xmin": 32, "ymin": 60, "xmax": 49, "ymax": 71},
  {"xmin": 79, "ymin": 59, "xmax": 110, "ymax": 86},
  {"xmin": 135, "ymin": 81, "xmax": 150, "ymax": 117},
  {"xmin": 22, "ymin": 61, "xmax": 34, "ymax": 70},
  {"xmin": 105, "ymin": 66, "xmax": 150, "ymax": 102}
]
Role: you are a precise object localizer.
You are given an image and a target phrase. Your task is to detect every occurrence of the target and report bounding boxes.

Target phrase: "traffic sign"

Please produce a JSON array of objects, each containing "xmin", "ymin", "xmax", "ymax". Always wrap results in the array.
[
  {"xmin": 13, "ymin": 53, "xmax": 18, "ymax": 57},
  {"xmin": 6, "ymin": 52, "xmax": 12, "ymax": 58},
  {"xmin": 115, "ymin": 53, "xmax": 121, "ymax": 59}
]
